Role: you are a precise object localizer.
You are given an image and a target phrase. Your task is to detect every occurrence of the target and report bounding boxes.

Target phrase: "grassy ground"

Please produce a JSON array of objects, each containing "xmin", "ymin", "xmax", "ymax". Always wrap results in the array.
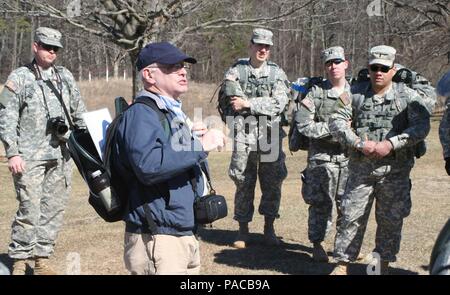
[
  {"xmin": 0, "ymin": 121, "xmax": 448, "ymax": 275},
  {"xmin": 0, "ymin": 80, "xmax": 449, "ymax": 275}
]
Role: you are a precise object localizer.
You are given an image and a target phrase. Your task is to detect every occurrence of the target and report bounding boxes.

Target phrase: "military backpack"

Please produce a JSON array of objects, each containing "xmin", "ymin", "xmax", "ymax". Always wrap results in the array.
[
  {"xmin": 288, "ymin": 77, "xmax": 325, "ymax": 152},
  {"xmin": 68, "ymin": 96, "xmax": 170, "ymax": 223}
]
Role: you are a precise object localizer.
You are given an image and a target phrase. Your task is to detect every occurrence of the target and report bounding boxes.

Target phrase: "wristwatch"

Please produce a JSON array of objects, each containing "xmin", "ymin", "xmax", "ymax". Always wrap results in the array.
[{"xmin": 355, "ymin": 140, "xmax": 365, "ymax": 151}]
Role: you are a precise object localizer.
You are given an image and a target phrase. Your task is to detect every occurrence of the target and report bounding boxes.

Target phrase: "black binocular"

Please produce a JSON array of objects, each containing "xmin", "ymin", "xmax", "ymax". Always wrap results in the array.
[{"xmin": 48, "ymin": 116, "xmax": 69, "ymax": 137}]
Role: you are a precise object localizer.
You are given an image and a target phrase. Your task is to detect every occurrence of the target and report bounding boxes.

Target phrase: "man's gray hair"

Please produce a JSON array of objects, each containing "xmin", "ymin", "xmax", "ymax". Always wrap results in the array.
[{"xmin": 140, "ymin": 63, "xmax": 157, "ymax": 81}]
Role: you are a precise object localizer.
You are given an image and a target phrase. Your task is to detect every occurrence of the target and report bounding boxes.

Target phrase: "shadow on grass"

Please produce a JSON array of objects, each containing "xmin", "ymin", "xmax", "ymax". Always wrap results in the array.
[
  {"xmin": 0, "ymin": 253, "xmax": 13, "ymax": 270},
  {"xmin": 197, "ymin": 227, "xmax": 418, "ymax": 275}
]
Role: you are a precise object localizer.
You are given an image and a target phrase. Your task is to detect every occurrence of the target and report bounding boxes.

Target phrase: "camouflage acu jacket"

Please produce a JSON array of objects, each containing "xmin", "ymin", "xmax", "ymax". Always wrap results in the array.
[
  {"xmin": 0, "ymin": 64, "xmax": 86, "ymax": 160},
  {"xmin": 329, "ymin": 82, "xmax": 431, "ymax": 162},
  {"xmin": 222, "ymin": 59, "xmax": 290, "ymax": 145},
  {"xmin": 296, "ymin": 80, "xmax": 350, "ymax": 162}
]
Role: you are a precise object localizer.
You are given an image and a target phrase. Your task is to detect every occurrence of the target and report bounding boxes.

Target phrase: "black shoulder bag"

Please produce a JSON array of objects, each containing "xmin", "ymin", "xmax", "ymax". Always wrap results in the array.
[{"xmin": 190, "ymin": 165, "xmax": 227, "ymax": 225}]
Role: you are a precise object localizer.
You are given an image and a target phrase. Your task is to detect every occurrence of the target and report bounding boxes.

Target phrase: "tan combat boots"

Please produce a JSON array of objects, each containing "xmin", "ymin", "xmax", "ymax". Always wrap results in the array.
[
  {"xmin": 34, "ymin": 257, "xmax": 57, "ymax": 275},
  {"xmin": 12, "ymin": 259, "xmax": 28, "ymax": 275},
  {"xmin": 232, "ymin": 222, "xmax": 249, "ymax": 249}
]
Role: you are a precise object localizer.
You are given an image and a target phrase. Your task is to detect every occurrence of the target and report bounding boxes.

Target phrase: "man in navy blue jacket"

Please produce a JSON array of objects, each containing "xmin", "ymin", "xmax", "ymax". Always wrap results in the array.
[{"xmin": 111, "ymin": 42, "xmax": 225, "ymax": 275}]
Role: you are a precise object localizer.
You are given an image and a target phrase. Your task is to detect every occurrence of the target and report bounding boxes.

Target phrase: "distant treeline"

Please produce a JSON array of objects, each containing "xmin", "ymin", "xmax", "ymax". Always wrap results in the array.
[{"xmin": 0, "ymin": 0, "xmax": 448, "ymax": 94}]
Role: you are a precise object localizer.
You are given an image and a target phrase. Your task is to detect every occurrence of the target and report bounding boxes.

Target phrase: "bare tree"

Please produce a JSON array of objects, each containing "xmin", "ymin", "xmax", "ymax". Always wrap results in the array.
[
  {"xmin": 16, "ymin": 0, "xmax": 314, "ymax": 97},
  {"xmin": 383, "ymin": 0, "xmax": 450, "ymax": 88},
  {"xmin": 0, "ymin": 0, "xmax": 449, "ymax": 106}
]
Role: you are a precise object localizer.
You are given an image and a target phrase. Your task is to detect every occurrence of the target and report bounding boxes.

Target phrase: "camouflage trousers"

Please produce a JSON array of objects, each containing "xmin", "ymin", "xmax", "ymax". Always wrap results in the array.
[
  {"xmin": 9, "ymin": 158, "xmax": 72, "ymax": 259},
  {"xmin": 301, "ymin": 158, "xmax": 348, "ymax": 243},
  {"xmin": 229, "ymin": 144, "xmax": 287, "ymax": 223},
  {"xmin": 333, "ymin": 160, "xmax": 413, "ymax": 263}
]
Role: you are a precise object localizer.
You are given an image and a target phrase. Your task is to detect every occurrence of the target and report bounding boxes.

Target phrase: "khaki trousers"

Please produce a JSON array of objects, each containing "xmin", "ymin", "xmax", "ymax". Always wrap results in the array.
[{"xmin": 124, "ymin": 232, "xmax": 200, "ymax": 275}]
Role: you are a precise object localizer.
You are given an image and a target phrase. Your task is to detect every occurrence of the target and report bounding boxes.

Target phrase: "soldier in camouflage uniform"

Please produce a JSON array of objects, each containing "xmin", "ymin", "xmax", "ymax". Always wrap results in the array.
[
  {"xmin": 329, "ymin": 45, "xmax": 432, "ymax": 275},
  {"xmin": 0, "ymin": 27, "xmax": 86, "ymax": 275},
  {"xmin": 438, "ymin": 71, "xmax": 450, "ymax": 176},
  {"xmin": 295, "ymin": 47, "xmax": 349, "ymax": 262},
  {"xmin": 221, "ymin": 28, "xmax": 290, "ymax": 248}
]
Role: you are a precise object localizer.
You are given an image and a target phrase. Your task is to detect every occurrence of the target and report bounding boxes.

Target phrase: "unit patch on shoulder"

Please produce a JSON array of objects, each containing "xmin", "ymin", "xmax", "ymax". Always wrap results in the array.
[
  {"xmin": 5, "ymin": 80, "xmax": 18, "ymax": 93},
  {"xmin": 339, "ymin": 92, "xmax": 350, "ymax": 106},
  {"xmin": 225, "ymin": 73, "xmax": 238, "ymax": 81},
  {"xmin": 301, "ymin": 97, "xmax": 315, "ymax": 112}
]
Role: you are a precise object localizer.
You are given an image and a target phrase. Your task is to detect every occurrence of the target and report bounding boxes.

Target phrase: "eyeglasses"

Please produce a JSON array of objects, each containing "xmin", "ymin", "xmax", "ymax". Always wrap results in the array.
[
  {"xmin": 325, "ymin": 59, "xmax": 344, "ymax": 66},
  {"xmin": 369, "ymin": 64, "xmax": 392, "ymax": 73},
  {"xmin": 39, "ymin": 42, "xmax": 59, "ymax": 53},
  {"xmin": 146, "ymin": 62, "xmax": 191, "ymax": 72}
]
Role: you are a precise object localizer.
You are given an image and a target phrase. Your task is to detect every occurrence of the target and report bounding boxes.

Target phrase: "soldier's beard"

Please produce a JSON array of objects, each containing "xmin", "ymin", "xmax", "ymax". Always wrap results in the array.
[{"xmin": 35, "ymin": 55, "xmax": 55, "ymax": 69}]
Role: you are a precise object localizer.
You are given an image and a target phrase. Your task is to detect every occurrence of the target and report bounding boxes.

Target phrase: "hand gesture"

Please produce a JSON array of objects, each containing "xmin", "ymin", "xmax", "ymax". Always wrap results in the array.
[
  {"xmin": 199, "ymin": 129, "xmax": 226, "ymax": 152},
  {"xmin": 373, "ymin": 140, "xmax": 394, "ymax": 159},
  {"xmin": 230, "ymin": 96, "xmax": 250, "ymax": 112},
  {"xmin": 192, "ymin": 121, "xmax": 208, "ymax": 137}
]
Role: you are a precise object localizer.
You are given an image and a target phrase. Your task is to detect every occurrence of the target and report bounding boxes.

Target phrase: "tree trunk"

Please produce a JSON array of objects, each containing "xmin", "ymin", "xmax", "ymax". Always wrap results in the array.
[
  {"xmin": 103, "ymin": 43, "xmax": 109, "ymax": 82},
  {"xmin": 0, "ymin": 34, "xmax": 5, "ymax": 67},
  {"xmin": 18, "ymin": 30, "xmax": 24, "ymax": 65},
  {"xmin": 351, "ymin": 2, "xmax": 358, "ymax": 71},
  {"xmin": 368, "ymin": 15, "xmax": 372, "ymax": 49},
  {"xmin": 298, "ymin": 29, "xmax": 304, "ymax": 76},
  {"xmin": 309, "ymin": 18, "xmax": 315, "ymax": 76},
  {"xmin": 11, "ymin": 19, "xmax": 18, "ymax": 71},
  {"xmin": 30, "ymin": 16, "xmax": 35, "ymax": 61},
  {"xmin": 130, "ymin": 50, "xmax": 140, "ymax": 99},
  {"xmin": 113, "ymin": 58, "xmax": 119, "ymax": 79},
  {"xmin": 77, "ymin": 39, "xmax": 83, "ymax": 81}
]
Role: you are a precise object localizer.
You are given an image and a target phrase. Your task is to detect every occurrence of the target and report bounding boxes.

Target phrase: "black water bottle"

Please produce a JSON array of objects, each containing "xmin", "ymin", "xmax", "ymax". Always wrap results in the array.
[{"xmin": 90, "ymin": 170, "xmax": 120, "ymax": 212}]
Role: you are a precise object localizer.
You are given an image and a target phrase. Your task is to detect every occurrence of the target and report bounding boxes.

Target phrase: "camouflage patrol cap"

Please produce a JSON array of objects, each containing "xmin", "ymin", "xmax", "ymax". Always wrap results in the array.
[
  {"xmin": 369, "ymin": 45, "xmax": 396, "ymax": 67},
  {"xmin": 251, "ymin": 28, "xmax": 273, "ymax": 46},
  {"xmin": 35, "ymin": 27, "xmax": 63, "ymax": 48},
  {"xmin": 321, "ymin": 46, "xmax": 345, "ymax": 63}
]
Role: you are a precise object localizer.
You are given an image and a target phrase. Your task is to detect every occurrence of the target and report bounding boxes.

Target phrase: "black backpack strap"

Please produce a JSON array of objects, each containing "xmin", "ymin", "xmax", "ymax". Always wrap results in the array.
[
  {"xmin": 134, "ymin": 96, "xmax": 171, "ymax": 139},
  {"xmin": 43, "ymin": 79, "xmax": 75, "ymax": 130},
  {"xmin": 189, "ymin": 163, "xmax": 215, "ymax": 200}
]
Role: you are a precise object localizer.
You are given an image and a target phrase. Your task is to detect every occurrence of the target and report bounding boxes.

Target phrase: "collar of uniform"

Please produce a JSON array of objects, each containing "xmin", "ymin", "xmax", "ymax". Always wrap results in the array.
[
  {"xmin": 326, "ymin": 80, "xmax": 351, "ymax": 98},
  {"xmin": 39, "ymin": 66, "xmax": 55, "ymax": 81},
  {"xmin": 368, "ymin": 83, "xmax": 394, "ymax": 101},
  {"xmin": 384, "ymin": 84, "xmax": 395, "ymax": 101},
  {"xmin": 249, "ymin": 60, "xmax": 269, "ymax": 77}
]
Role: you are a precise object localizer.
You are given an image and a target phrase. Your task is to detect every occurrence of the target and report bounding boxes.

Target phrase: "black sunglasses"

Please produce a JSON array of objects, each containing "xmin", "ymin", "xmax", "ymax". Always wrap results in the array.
[
  {"xmin": 325, "ymin": 59, "xmax": 344, "ymax": 66},
  {"xmin": 147, "ymin": 62, "xmax": 190, "ymax": 72},
  {"xmin": 39, "ymin": 42, "xmax": 60, "ymax": 53},
  {"xmin": 370, "ymin": 64, "xmax": 391, "ymax": 73}
]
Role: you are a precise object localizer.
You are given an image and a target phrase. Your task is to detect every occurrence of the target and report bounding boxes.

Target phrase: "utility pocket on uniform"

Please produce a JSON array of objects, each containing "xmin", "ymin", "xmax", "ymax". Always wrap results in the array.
[
  {"xmin": 301, "ymin": 165, "xmax": 329, "ymax": 206},
  {"xmin": 399, "ymin": 178, "xmax": 413, "ymax": 218}
]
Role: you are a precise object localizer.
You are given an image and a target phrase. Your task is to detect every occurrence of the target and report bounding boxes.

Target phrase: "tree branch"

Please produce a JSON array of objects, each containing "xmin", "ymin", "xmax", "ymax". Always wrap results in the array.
[{"xmin": 170, "ymin": 0, "xmax": 315, "ymax": 43}]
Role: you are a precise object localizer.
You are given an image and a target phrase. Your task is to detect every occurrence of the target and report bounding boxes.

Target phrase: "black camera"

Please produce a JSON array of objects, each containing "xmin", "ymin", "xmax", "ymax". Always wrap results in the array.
[{"xmin": 48, "ymin": 116, "xmax": 69, "ymax": 137}]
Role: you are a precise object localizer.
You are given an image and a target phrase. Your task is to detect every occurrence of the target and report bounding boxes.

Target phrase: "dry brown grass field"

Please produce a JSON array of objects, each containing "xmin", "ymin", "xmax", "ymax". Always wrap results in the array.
[{"xmin": 0, "ymin": 79, "xmax": 449, "ymax": 275}]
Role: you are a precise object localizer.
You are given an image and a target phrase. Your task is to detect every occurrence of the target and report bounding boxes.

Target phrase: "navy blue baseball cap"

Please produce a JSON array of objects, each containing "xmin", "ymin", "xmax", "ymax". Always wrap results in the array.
[{"xmin": 136, "ymin": 42, "xmax": 197, "ymax": 71}]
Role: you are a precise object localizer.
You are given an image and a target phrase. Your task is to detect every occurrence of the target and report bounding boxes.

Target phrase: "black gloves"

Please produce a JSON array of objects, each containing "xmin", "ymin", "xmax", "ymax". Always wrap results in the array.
[{"xmin": 445, "ymin": 158, "xmax": 450, "ymax": 176}]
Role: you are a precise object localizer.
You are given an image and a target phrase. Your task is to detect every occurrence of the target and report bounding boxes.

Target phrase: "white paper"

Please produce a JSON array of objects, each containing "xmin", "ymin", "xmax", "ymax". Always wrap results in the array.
[{"xmin": 82, "ymin": 108, "xmax": 112, "ymax": 159}]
